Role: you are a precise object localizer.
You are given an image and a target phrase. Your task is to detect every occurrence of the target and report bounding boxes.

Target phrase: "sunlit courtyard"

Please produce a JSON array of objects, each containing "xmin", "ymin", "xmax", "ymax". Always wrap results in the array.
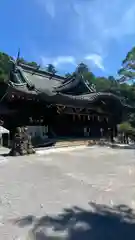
[{"xmin": 0, "ymin": 146, "xmax": 135, "ymax": 239}]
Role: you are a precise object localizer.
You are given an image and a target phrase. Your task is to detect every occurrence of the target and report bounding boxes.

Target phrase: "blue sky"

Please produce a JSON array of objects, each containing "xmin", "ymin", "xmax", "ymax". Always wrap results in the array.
[{"xmin": 1, "ymin": 0, "xmax": 135, "ymax": 76}]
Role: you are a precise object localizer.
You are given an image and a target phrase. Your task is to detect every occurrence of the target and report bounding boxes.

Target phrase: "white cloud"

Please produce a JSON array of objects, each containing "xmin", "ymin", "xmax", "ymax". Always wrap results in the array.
[
  {"xmin": 70, "ymin": 0, "xmax": 135, "ymax": 55},
  {"xmin": 35, "ymin": 0, "xmax": 135, "ymax": 73},
  {"xmin": 40, "ymin": 54, "xmax": 104, "ymax": 71},
  {"xmin": 40, "ymin": 55, "xmax": 76, "ymax": 67},
  {"xmin": 37, "ymin": 0, "xmax": 56, "ymax": 18},
  {"xmin": 36, "ymin": 0, "xmax": 135, "ymax": 44},
  {"xmin": 85, "ymin": 54, "xmax": 105, "ymax": 71},
  {"xmin": 53, "ymin": 56, "xmax": 76, "ymax": 67},
  {"xmin": 40, "ymin": 56, "xmax": 50, "ymax": 66}
]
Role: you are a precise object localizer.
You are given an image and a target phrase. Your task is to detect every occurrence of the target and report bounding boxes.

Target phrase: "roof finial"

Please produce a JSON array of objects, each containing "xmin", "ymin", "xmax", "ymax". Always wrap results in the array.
[{"xmin": 16, "ymin": 48, "xmax": 20, "ymax": 65}]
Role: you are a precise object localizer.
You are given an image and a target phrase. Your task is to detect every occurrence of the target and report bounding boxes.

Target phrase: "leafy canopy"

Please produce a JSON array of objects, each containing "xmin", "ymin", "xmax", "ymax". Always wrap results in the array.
[
  {"xmin": 118, "ymin": 47, "xmax": 135, "ymax": 82},
  {"xmin": 46, "ymin": 64, "xmax": 57, "ymax": 74}
]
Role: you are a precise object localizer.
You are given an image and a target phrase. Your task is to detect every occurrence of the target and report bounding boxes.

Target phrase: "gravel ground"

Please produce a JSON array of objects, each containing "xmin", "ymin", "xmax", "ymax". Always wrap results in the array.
[{"xmin": 0, "ymin": 146, "xmax": 135, "ymax": 239}]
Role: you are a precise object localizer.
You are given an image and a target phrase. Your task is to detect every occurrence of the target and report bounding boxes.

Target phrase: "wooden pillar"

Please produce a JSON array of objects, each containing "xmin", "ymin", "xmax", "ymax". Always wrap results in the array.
[
  {"xmin": 114, "ymin": 125, "xmax": 118, "ymax": 137},
  {"xmin": 83, "ymin": 115, "xmax": 85, "ymax": 122},
  {"xmin": 110, "ymin": 128, "xmax": 114, "ymax": 143},
  {"xmin": 100, "ymin": 128, "xmax": 103, "ymax": 138},
  {"xmin": 73, "ymin": 115, "xmax": 75, "ymax": 121},
  {"xmin": 78, "ymin": 115, "xmax": 81, "ymax": 121}
]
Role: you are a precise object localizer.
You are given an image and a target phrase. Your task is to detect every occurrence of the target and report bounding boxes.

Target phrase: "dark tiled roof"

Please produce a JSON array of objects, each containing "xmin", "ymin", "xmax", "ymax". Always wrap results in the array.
[
  {"xmin": 54, "ymin": 76, "xmax": 80, "ymax": 93},
  {"xmin": 6, "ymin": 62, "xmax": 132, "ymax": 111},
  {"xmin": 18, "ymin": 63, "xmax": 65, "ymax": 81},
  {"xmin": 19, "ymin": 63, "xmax": 91, "ymax": 94},
  {"xmin": 23, "ymin": 70, "xmax": 62, "ymax": 92}
]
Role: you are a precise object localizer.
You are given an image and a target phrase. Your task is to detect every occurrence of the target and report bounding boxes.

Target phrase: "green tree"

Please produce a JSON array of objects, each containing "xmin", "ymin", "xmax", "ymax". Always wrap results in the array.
[
  {"xmin": 65, "ymin": 73, "xmax": 72, "ymax": 78},
  {"xmin": 118, "ymin": 47, "xmax": 135, "ymax": 83},
  {"xmin": 118, "ymin": 122, "xmax": 132, "ymax": 133},
  {"xmin": 94, "ymin": 77, "xmax": 111, "ymax": 91},
  {"xmin": 0, "ymin": 52, "xmax": 13, "ymax": 82},
  {"xmin": 46, "ymin": 64, "xmax": 57, "ymax": 74},
  {"xmin": 27, "ymin": 61, "xmax": 38, "ymax": 67},
  {"xmin": 118, "ymin": 122, "xmax": 135, "ymax": 139},
  {"xmin": 83, "ymin": 71, "xmax": 96, "ymax": 83},
  {"xmin": 0, "ymin": 52, "xmax": 40, "ymax": 82},
  {"xmin": 19, "ymin": 58, "xmax": 38, "ymax": 67}
]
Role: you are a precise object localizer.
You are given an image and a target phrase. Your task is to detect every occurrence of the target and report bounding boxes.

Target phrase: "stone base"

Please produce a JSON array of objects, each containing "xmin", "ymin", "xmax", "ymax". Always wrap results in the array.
[{"xmin": 9, "ymin": 127, "xmax": 35, "ymax": 156}]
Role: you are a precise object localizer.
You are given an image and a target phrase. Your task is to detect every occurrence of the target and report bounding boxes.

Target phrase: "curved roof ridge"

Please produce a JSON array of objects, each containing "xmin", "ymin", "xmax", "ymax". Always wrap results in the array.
[
  {"xmin": 54, "ymin": 76, "xmax": 80, "ymax": 93},
  {"xmin": 18, "ymin": 63, "xmax": 65, "ymax": 81},
  {"xmin": 56, "ymin": 91, "xmax": 123, "ymax": 106},
  {"xmin": 55, "ymin": 75, "xmax": 92, "ymax": 94}
]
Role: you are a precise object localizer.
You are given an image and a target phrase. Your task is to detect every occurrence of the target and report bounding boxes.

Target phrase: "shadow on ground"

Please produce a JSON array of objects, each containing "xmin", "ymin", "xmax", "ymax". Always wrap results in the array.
[{"xmin": 11, "ymin": 202, "xmax": 135, "ymax": 239}]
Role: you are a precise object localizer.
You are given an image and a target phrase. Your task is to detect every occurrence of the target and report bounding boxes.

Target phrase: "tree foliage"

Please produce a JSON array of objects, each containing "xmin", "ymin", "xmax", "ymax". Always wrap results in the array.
[
  {"xmin": 0, "ymin": 52, "xmax": 39, "ymax": 82},
  {"xmin": 0, "ymin": 52, "xmax": 12, "ymax": 81},
  {"xmin": 118, "ymin": 122, "xmax": 133, "ymax": 134},
  {"xmin": 118, "ymin": 47, "xmax": 135, "ymax": 82},
  {"xmin": 65, "ymin": 73, "xmax": 72, "ymax": 78},
  {"xmin": 46, "ymin": 64, "xmax": 57, "ymax": 74},
  {"xmin": 19, "ymin": 58, "xmax": 38, "ymax": 68}
]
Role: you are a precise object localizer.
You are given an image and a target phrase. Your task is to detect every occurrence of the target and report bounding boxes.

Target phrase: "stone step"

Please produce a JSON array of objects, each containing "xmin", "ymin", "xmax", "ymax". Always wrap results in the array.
[{"xmin": 54, "ymin": 139, "xmax": 97, "ymax": 147}]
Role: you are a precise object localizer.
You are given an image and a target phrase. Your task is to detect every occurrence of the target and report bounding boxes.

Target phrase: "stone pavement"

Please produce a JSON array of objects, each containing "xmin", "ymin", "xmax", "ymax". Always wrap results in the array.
[{"xmin": 0, "ymin": 146, "xmax": 135, "ymax": 239}]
